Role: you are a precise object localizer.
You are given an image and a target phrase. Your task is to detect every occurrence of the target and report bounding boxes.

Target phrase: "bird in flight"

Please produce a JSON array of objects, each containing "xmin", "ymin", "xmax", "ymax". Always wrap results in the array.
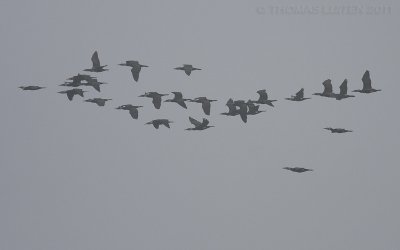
[
  {"xmin": 286, "ymin": 88, "xmax": 311, "ymax": 101},
  {"xmin": 84, "ymin": 98, "xmax": 111, "ymax": 107},
  {"xmin": 186, "ymin": 117, "xmax": 214, "ymax": 130},
  {"xmin": 283, "ymin": 167, "xmax": 313, "ymax": 173},
  {"xmin": 19, "ymin": 86, "xmax": 45, "ymax": 91},
  {"xmin": 116, "ymin": 105, "xmax": 143, "ymax": 119},
  {"xmin": 139, "ymin": 92, "xmax": 168, "ymax": 109},
  {"xmin": 58, "ymin": 88, "xmax": 86, "ymax": 101},
  {"xmin": 84, "ymin": 51, "xmax": 108, "ymax": 72},
  {"xmin": 145, "ymin": 119, "xmax": 173, "ymax": 129},
  {"xmin": 174, "ymin": 64, "xmax": 201, "ymax": 76},
  {"xmin": 353, "ymin": 70, "xmax": 381, "ymax": 94},
  {"xmin": 324, "ymin": 127, "xmax": 353, "ymax": 133}
]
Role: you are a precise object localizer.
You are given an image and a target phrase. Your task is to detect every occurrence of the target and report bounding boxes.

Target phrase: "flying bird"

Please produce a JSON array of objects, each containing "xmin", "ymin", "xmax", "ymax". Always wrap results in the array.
[
  {"xmin": 116, "ymin": 105, "xmax": 143, "ymax": 119},
  {"xmin": 221, "ymin": 98, "xmax": 239, "ymax": 116},
  {"xmin": 119, "ymin": 60, "xmax": 148, "ymax": 82},
  {"xmin": 313, "ymin": 79, "xmax": 336, "ymax": 98},
  {"xmin": 84, "ymin": 98, "xmax": 111, "ymax": 107},
  {"xmin": 164, "ymin": 92, "xmax": 190, "ymax": 109},
  {"xmin": 324, "ymin": 127, "xmax": 353, "ymax": 133},
  {"xmin": 286, "ymin": 88, "xmax": 310, "ymax": 101},
  {"xmin": 58, "ymin": 88, "xmax": 86, "ymax": 101},
  {"xmin": 353, "ymin": 70, "xmax": 381, "ymax": 93},
  {"xmin": 139, "ymin": 92, "xmax": 168, "ymax": 109},
  {"xmin": 19, "ymin": 86, "xmax": 45, "ymax": 91},
  {"xmin": 84, "ymin": 51, "xmax": 108, "ymax": 72},
  {"xmin": 186, "ymin": 117, "xmax": 214, "ymax": 130},
  {"xmin": 252, "ymin": 89, "xmax": 277, "ymax": 107},
  {"xmin": 233, "ymin": 100, "xmax": 248, "ymax": 123},
  {"xmin": 336, "ymin": 79, "xmax": 355, "ymax": 100},
  {"xmin": 145, "ymin": 119, "xmax": 173, "ymax": 129},
  {"xmin": 83, "ymin": 79, "xmax": 107, "ymax": 92},
  {"xmin": 174, "ymin": 64, "xmax": 201, "ymax": 76},
  {"xmin": 189, "ymin": 97, "xmax": 217, "ymax": 115},
  {"xmin": 246, "ymin": 101, "xmax": 265, "ymax": 115},
  {"xmin": 283, "ymin": 167, "xmax": 313, "ymax": 173}
]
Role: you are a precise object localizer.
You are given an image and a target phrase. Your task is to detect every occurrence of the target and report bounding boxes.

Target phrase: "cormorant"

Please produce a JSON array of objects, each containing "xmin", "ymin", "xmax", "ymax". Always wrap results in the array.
[
  {"xmin": 189, "ymin": 97, "xmax": 217, "ymax": 115},
  {"xmin": 145, "ymin": 119, "xmax": 173, "ymax": 129},
  {"xmin": 164, "ymin": 92, "xmax": 190, "ymax": 109},
  {"xmin": 336, "ymin": 79, "xmax": 355, "ymax": 100},
  {"xmin": 116, "ymin": 105, "xmax": 143, "ymax": 119},
  {"xmin": 84, "ymin": 51, "xmax": 108, "ymax": 72},
  {"xmin": 119, "ymin": 61, "xmax": 148, "ymax": 82},
  {"xmin": 67, "ymin": 74, "xmax": 96, "ymax": 82},
  {"xmin": 174, "ymin": 64, "xmax": 201, "ymax": 76},
  {"xmin": 324, "ymin": 127, "xmax": 353, "ymax": 133},
  {"xmin": 252, "ymin": 89, "xmax": 277, "ymax": 107},
  {"xmin": 285, "ymin": 88, "xmax": 310, "ymax": 101},
  {"xmin": 246, "ymin": 101, "xmax": 265, "ymax": 115},
  {"xmin": 139, "ymin": 92, "xmax": 168, "ymax": 109},
  {"xmin": 58, "ymin": 88, "xmax": 86, "ymax": 101},
  {"xmin": 313, "ymin": 79, "xmax": 336, "ymax": 98},
  {"xmin": 186, "ymin": 117, "xmax": 214, "ymax": 130},
  {"xmin": 283, "ymin": 167, "xmax": 313, "ymax": 173},
  {"xmin": 19, "ymin": 86, "xmax": 45, "ymax": 91},
  {"xmin": 353, "ymin": 70, "xmax": 381, "ymax": 93},
  {"xmin": 84, "ymin": 98, "xmax": 111, "ymax": 107}
]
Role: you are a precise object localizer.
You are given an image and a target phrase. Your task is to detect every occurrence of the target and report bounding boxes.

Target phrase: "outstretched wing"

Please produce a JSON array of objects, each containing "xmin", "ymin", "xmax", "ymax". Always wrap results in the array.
[
  {"xmin": 184, "ymin": 69, "xmax": 192, "ymax": 76},
  {"xmin": 66, "ymin": 92, "xmax": 74, "ymax": 101},
  {"xmin": 362, "ymin": 70, "xmax": 371, "ymax": 90},
  {"xmin": 189, "ymin": 117, "xmax": 202, "ymax": 127},
  {"xmin": 257, "ymin": 89, "xmax": 268, "ymax": 101},
  {"xmin": 172, "ymin": 92, "xmax": 183, "ymax": 99},
  {"xmin": 202, "ymin": 100, "xmax": 211, "ymax": 115},
  {"xmin": 202, "ymin": 118, "xmax": 209, "ymax": 126},
  {"xmin": 129, "ymin": 109, "xmax": 139, "ymax": 119},
  {"xmin": 131, "ymin": 65, "xmax": 141, "ymax": 82},
  {"xmin": 153, "ymin": 96, "xmax": 162, "ymax": 109},
  {"xmin": 322, "ymin": 79, "xmax": 333, "ymax": 95},
  {"xmin": 295, "ymin": 88, "xmax": 304, "ymax": 99},
  {"xmin": 91, "ymin": 51, "xmax": 101, "ymax": 68},
  {"xmin": 176, "ymin": 100, "xmax": 187, "ymax": 109},
  {"xmin": 339, "ymin": 79, "xmax": 348, "ymax": 95}
]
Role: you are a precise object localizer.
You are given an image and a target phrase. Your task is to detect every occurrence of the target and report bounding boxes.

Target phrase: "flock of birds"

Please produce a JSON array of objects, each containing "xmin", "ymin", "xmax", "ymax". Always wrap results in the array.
[{"xmin": 19, "ymin": 51, "xmax": 382, "ymax": 173}]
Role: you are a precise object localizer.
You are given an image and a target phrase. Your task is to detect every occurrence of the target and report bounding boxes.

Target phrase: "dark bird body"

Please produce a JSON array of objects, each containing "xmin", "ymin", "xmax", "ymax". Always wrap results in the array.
[
  {"xmin": 286, "ymin": 88, "xmax": 310, "ymax": 101},
  {"xmin": 19, "ymin": 86, "xmax": 45, "ymax": 91},
  {"xmin": 283, "ymin": 167, "xmax": 313, "ymax": 173},
  {"xmin": 119, "ymin": 60, "xmax": 148, "ymax": 82},
  {"xmin": 190, "ymin": 97, "xmax": 217, "ymax": 115},
  {"xmin": 139, "ymin": 92, "xmax": 168, "ymax": 109},
  {"xmin": 314, "ymin": 79, "xmax": 336, "ymax": 98},
  {"xmin": 336, "ymin": 79, "xmax": 355, "ymax": 100},
  {"xmin": 174, "ymin": 64, "xmax": 201, "ymax": 76},
  {"xmin": 84, "ymin": 98, "xmax": 111, "ymax": 106},
  {"xmin": 252, "ymin": 89, "xmax": 277, "ymax": 107},
  {"xmin": 186, "ymin": 117, "xmax": 214, "ymax": 130},
  {"xmin": 84, "ymin": 51, "xmax": 108, "ymax": 72},
  {"xmin": 324, "ymin": 127, "xmax": 353, "ymax": 133},
  {"xmin": 116, "ymin": 105, "xmax": 143, "ymax": 119},
  {"xmin": 145, "ymin": 119, "xmax": 173, "ymax": 129},
  {"xmin": 246, "ymin": 101, "xmax": 265, "ymax": 115},
  {"xmin": 165, "ymin": 92, "xmax": 190, "ymax": 109},
  {"xmin": 353, "ymin": 70, "xmax": 381, "ymax": 93},
  {"xmin": 58, "ymin": 88, "xmax": 86, "ymax": 101}
]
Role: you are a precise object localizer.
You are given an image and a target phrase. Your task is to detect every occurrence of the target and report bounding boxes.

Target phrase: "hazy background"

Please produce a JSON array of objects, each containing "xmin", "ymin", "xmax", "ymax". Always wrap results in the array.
[{"xmin": 1, "ymin": 0, "xmax": 399, "ymax": 249}]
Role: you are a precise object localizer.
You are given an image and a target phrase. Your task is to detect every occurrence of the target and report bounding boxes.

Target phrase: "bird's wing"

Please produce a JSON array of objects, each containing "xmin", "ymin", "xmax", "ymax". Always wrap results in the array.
[
  {"xmin": 153, "ymin": 96, "xmax": 162, "ymax": 109},
  {"xmin": 91, "ymin": 51, "xmax": 101, "ymax": 68},
  {"xmin": 66, "ymin": 92, "xmax": 74, "ymax": 101},
  {"xmin": 339, "ymin": 79, "xmax": 348, "ymax": 95},
  {"xmin": 202, "ymin": 100, "xmax": 211, "ymax": 115},
  {"xmin": 176, "ymin": 100, "xmax": 187, "ymax": 109},
  {"xmin": 362, "ymin": 70, "xmax": 372, "ymax": 90},
  {"xmin": 162, "ymin": 120, "xmax": 170, "ymax": 128},
  {"xmin": 184, "ymin": 68, "xmax": 192, "ymax": 76},
  {"xmin": 131, "ymin": 66, "xmax": 141, "ymax": 82},
  {"xmin": 129, "ymin": 109, "xmax": 139, "ymax": 119},
  {"xmin": 258, "ymin": 90, "xmax": 268, "ymax": 101},
  {"xmin": 172, "ymin": 92, "xmax": 183, "ymax": 99},
  {"xmin": 189, "ymin": 117, "xmax": 202, "ymax": 127},
  {"xmin": 296, "ymin": 88, "xmax": 304, "ymax": 99},
  {"xmin": 238, "ymin": 104, "xmax": 248, "ymax": 123},
  {"xmin": 97, "ymin": 99, "xmax": 106, "ymax": 106},
  {"xmin": 154, "ymin": 123, "xmax": 160, "ymax": 129},
  {"xmin": 322, "ymin": 79, "xmax": 333, "ymax": 95},
  {"xmin": 202, "ymin": 118, "xmax": 209, "ymax": 126}
]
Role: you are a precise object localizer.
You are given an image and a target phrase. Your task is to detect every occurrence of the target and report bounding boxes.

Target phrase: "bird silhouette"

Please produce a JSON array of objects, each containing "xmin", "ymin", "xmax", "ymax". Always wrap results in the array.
[
  {"xmin": 189, "ymin": 97, "xmax": 217, "ymax": 115},
  {"xmin": 119, "ymin": 60, "xmax": 148, "ymax": 82},
  {"xmin": 313, "ymin": 79, "xmax": 336, "ymax": 98},
  {"xmin": 252, "ymin": 89, "xmax": 277, "ymax": 107},
  {"xmin": 353, "ymin": 70, "xmax": 381, "ymax": 93},
  {"xmin": 139, "ymin": 92, "xmax": 168, "ymax": 109},
  {"xmin": 286, "ymin": 88, "xmax": 310, "ymax": 101},
  {"xmin": 116, "ymin": 105, "xmax": 143, "ymax": 119},
  {"xmin": 174, "ymin": 64, "xmax": 201, "ymax": 76},
  {"xmin": 283, "ymin": 167, "xmax": 313, "ymax": 173},
  {"xmin": 19, "ymin": 86, "xmax": 45, "ymax": 91},
  {"xmin": 336, "ymin": 79, "xmax": 355, "ymax": 100},
  {"xmin": 84, "ymin": 98, "xmax": 111, "ymax": 107},
  {"xmin": 186, "ymin": 117, "xmax": 214, "ymax": 130},
  {"xmin": 164, "ymin": 92, "xmax": 190, "ymax": 109},
  {"xmin": 84, "ymin": 51, "xmax": 108, "ymax": 72},
  {"xmin": 324, "ymin": 127, "xmax": 353, "ymax": 133},
  {"xmin": 145, "ymin": 119, "xmax": 173, "ymax": 129},
  {"xmin": 58, "ymin": 88, "xmax": 86, "ymax": 101}
]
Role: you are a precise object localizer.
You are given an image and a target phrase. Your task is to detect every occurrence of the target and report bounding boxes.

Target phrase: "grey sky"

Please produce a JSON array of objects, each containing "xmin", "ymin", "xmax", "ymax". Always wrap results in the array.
[{"xmin": 1, "ymin": 0, "xmax": 399, "ymax": 249}]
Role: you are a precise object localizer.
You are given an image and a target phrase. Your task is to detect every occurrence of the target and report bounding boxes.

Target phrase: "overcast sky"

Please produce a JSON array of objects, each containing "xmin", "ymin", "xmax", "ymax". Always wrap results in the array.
[{"xmin": 1, "ymin": 0, "xmax": 399, "ymax": 249}]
